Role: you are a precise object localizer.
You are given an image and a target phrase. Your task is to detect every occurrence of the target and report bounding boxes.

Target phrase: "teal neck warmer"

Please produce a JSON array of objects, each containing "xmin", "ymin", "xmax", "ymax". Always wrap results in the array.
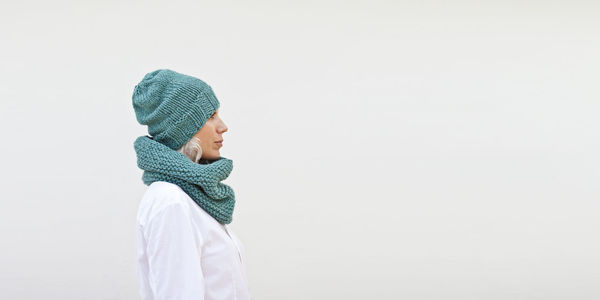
[{"xmin": 133, "ymin": 135, "xmax": 236, "ymax": 224}]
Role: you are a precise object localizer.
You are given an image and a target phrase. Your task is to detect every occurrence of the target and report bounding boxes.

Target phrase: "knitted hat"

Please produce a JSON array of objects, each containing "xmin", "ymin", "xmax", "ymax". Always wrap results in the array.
[{"xmin": 132, "ymin": 69, "xmax": 220, "ymax": 150}]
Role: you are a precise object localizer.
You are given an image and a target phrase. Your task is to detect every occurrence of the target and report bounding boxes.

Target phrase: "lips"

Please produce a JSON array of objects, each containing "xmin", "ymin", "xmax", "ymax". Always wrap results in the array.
[{"xmin": 215, "ymin": 140, "xmax": 223, "ymax": 143}]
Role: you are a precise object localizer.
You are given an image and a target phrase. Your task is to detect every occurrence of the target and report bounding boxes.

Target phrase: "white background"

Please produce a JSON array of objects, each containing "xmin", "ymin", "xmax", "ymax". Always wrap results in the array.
[{"xmin": 1, "ymin": 0, "xmax": 599, "ymax": 299}]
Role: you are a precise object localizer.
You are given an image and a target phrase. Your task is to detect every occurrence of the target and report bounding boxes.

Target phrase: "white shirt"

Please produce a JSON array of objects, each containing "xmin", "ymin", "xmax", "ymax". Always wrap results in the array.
[{"xmin": 135, "ymin": 181, "xmax": 251, "ymax": 300}]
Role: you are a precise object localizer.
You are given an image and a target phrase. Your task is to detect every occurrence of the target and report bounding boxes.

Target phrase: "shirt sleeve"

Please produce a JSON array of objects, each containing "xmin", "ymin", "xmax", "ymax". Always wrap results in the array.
[{"xmin": 144, "ymin": 202, "xmax": 205, "ymax": 300}]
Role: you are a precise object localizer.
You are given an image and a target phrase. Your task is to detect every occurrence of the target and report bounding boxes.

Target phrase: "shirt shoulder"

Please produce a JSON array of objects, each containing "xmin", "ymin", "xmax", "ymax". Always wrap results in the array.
[{"xmin": 136, "ymin": 181, "xmax": 192, "ymax": 228}]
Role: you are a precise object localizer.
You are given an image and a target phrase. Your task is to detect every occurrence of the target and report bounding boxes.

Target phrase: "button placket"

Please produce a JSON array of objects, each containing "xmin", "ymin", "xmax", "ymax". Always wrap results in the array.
[{"xmin": 222, "ymin": 225, "xmax": 243, "ymax": 264}]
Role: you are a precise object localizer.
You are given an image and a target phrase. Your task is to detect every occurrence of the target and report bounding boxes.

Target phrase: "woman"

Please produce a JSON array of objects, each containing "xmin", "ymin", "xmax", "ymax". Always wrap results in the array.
[{"xmin": 132, "ymin": 69, "xmax": 251, "ymax": 300}]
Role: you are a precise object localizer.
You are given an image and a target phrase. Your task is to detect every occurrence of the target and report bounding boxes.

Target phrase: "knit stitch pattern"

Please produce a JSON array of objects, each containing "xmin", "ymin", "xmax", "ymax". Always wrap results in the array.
[{"xmin": 134, "ymin": 135, "xmax": 236, "ymax": 224}]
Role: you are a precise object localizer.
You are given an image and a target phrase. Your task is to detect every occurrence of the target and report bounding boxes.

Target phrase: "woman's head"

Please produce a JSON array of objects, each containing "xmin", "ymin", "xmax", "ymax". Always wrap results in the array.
[
  {"xmin": 132, "ymin": 69, "xmax": 222, "ymax": 151},
  {"xmin": 177, "ymin": 109, "xmax": 228, "ymax": 163}
]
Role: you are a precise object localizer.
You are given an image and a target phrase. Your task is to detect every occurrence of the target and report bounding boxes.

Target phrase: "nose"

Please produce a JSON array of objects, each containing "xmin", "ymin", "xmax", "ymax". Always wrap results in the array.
[{"xmin": 218, "ymin": 119, "xmax": 228, "ymax": 134}]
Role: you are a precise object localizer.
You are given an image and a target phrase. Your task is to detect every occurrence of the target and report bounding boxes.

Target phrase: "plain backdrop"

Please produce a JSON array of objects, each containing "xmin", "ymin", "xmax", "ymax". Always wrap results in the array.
[{"xmin": 1, "ymin": 0, "xmax": 599, "ymax": 299}]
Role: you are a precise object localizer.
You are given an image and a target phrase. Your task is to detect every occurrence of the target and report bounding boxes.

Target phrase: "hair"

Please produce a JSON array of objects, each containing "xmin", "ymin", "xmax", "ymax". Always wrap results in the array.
[{"xmin": 177, "ymin": 136, "xmax": 204, "ymax": 164}]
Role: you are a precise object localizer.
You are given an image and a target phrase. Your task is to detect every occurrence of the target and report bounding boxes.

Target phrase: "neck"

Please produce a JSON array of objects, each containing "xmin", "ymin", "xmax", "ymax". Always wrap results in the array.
[{"xmin": 199, "ymin": 157, "xmax": 217, "ymax": 164}]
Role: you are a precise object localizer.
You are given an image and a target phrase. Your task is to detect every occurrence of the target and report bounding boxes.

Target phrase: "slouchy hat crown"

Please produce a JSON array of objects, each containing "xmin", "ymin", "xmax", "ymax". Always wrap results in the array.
[{"xmin": 132, "ymin": 69, "xmax": 220, "ymax": 150}]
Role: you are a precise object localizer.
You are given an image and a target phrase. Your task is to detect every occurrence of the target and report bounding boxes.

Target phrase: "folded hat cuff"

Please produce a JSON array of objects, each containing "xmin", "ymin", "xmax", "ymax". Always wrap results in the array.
[{"xmin": 156, "ymin": 86, "xmax": 220, "ymax": 150}]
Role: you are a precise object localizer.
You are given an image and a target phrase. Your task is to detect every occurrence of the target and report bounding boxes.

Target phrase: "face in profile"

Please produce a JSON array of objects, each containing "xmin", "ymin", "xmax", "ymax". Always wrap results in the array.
[{"xmin": 193, "ymin": 109, "xmax": 228, "ymax": 160}]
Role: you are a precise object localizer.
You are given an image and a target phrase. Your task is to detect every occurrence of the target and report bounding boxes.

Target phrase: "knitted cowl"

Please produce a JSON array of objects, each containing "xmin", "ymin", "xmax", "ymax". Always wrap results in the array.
[{"xmin": 133, "ymin": 135, "xmax": 236, "ymax": 224}]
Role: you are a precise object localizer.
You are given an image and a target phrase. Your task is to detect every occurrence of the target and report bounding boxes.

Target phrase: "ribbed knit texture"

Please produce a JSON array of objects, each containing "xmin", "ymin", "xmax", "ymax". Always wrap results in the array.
[
  {"xmin": 134, "ymin": 135, "xmax": 236, "ymax": 224},
  {"xmin": 132, "ymin": 69, "xmax": 220, "ymax": 150}
]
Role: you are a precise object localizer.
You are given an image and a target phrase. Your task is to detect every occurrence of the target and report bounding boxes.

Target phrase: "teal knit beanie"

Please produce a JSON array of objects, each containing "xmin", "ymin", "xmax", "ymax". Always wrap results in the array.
[{"xmin": 132, "ymin": 69, "xmax": 220, "ymax": 150}]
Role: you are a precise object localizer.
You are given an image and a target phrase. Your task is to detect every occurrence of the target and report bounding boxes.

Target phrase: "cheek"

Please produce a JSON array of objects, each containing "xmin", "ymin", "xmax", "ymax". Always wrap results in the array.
[
  {"xmin": 196, "ymin": 126, "xmax": 211, "ymax": 140},
  {"xmin": 196, "ymin": 123, "xmax": 217, "ymax": 143},
  {"xmin": 200, "ymin": 135, "xmax": 214, "ymax": 148}
]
